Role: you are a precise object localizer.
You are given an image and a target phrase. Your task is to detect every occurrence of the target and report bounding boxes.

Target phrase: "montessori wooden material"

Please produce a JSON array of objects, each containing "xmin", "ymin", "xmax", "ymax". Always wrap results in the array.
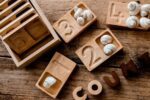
[
  {"xmin": 120, "ymin": 60, "xmax": 138, "ymax": 78},
  {"xmin": 87, "ymin": 80, "xmax": 102, "ymax": 95},
  {"xmin": 53, "ymin": 2, "xmax": 97, "ymax": 43},
  {"xmin": 75, "ymin": 29, "xmax": 123, "ymax": 71},
  {"xmin": 0, "ymin": 0, "xmax": 60, "ymax": 67},
  {"xmin": 106, "ymin": 1, "xmax": 147, "ymax": 30},
  {"xmin": 103, "ymin": 71, "xmax": 120, "ymax": 88},
  {"xmin": 36, "ymin": 52, "xmax": 76, "ymax": 99},
  {"xmin": 72, "ymin": 86, "xmax": 87, "ymax": 100}
]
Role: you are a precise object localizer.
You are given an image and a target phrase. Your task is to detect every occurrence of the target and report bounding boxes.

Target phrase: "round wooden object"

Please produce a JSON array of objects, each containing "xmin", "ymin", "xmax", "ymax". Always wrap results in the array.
[
  {"xmin": 72, "ymin": 86, "xmax": 87, "ymax": 100},
  {"xmin": 88, "ymin": 80, "xmax": 102, "ymax": 95}
]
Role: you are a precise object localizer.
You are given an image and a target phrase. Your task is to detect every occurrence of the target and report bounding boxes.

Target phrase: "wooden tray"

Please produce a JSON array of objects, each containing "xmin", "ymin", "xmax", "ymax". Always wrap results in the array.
[
  {"xmin": 53, "ymin": 2, "xmax": 97, "ymax": 43},
  {"xmin": 76, "ymin": 29, "xmax": 123, "ymax": 71},
  {"xmin": 36, "ymin": 52, "xmax": 76, "ymax": 98},
  {"xmin": 106, "ymin": 1, "xmax": 146, "ymax": 30},
  {"xmin": 0, "ymin": 0, "xmax": 60, "ymax": 67}
]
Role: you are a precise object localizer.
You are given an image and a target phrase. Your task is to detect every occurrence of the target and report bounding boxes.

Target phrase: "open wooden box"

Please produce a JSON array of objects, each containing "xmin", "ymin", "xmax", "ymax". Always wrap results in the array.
[{"xmin": 0, "ymin": 0, "xmax": 60, "ymax": 67}]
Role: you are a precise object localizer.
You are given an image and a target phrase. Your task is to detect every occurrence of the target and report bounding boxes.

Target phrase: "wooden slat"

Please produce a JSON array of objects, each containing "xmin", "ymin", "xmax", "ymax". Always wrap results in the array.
[
  {"xmin": 2, "ymin": 13, "xmax": 38, "ymax": 40},
  {"xmin": 0, "ymin": 0, "xmax": 27, "ymax": 20},
  {"xmin": 0, "ymin": 2, "xmax": 32, "ymax": 29},
  {"xmin": 0, "ymin": 8, "xmax": 35, "ymax": 36}
]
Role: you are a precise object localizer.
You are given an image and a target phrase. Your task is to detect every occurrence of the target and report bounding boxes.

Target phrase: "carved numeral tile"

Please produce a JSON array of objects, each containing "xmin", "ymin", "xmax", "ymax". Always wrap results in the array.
[
  {"xmin": 76, "ymin": 29, "xmax": 123, "ymax": 71},
  {"xmin": 53, "ymin": 2, "xmax": 97, "ymax": 43},
  {"xmin": 4, "ymin": 29, "xmax": 36, "ymax": 54},
  {"xmin": 106, "ymin": 1, "xmax": 129, "ymax": 27},
  {"xmin": 36, "ymin": 52, "xmax": 76, "ymax": 99}
]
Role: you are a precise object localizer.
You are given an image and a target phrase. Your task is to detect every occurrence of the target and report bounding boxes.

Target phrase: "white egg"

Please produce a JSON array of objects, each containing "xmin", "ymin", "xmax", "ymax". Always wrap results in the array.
[
  {"xmin": 103, "ymin": 44, "xmax": 117, "ymax": 55},
  {"xmin": 77, "ymin": 17, "xmax": 85, "ymax": 26},
  {"xmin": 100, "ymin": 35, "xmax": 113, "ymax": 45},
  {"xmin": 43, "ymin": 76, "xmax": 56, "ymax": 88}
]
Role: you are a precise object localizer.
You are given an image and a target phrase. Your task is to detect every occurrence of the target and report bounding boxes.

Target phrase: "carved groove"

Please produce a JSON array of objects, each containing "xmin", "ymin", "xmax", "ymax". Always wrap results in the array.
[
  {"xmin": 82, "ymin": 46, "xmax": 101, "ymax": 67},
  {"xmin": 58, "ymin": 20, "xmax": 73, "ymax": 36}
]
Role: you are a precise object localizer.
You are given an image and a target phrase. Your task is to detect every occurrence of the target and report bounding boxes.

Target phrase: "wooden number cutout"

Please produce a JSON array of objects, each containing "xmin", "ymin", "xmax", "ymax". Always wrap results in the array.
[
  {"xmin": 120, "ymin": 60, "xmax": 138, "ymax": 78},
  {"xmin": 82, "ymin": 46, "xmax": 101, "ymax": 67},
  {"xmin": 72, "ymin": 86, "xmax": 87, "ymax": 100},
  {"xmin": 103, "ymin": 71, "xmax": 120, "ymax": 88}
]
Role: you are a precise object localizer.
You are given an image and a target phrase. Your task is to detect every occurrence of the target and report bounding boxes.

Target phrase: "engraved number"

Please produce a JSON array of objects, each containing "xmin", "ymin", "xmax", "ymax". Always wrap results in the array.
[
  {"xmin": 58, "ymin": 20, "xmax": 73, "ymax": 36},
  {"xmin": 82, "ymin": 46, "xmax": 101, "ymax": 67}
]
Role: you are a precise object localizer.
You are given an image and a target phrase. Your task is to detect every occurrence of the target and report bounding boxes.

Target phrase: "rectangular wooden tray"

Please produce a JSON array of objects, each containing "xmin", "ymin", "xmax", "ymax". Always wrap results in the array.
[
  {"xmin": 36, "ymin": 52, "xmax": 76, "ymax": 98},
  {"xmin": 53, "ymin": 2, "xmax": 97, "ymax": 43},
  {"xmin": 106, "ymin": 1, "xmax": 146, "ymax": 30},
  {"xmin": 76, "ymin": 29, "xmax": 123, "ymax": 71}
]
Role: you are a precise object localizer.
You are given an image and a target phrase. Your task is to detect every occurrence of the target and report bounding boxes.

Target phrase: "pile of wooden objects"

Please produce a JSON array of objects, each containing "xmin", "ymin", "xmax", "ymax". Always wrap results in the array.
[{"xmin": 0, "ymin": 0, "xmax": 149, "ymax": 99}]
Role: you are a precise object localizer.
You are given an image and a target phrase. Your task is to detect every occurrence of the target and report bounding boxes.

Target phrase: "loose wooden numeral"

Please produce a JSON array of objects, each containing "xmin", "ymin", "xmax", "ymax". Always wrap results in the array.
[{"xmin": 103, "ymin": 71, "xmax": 120, "ymax": 88}]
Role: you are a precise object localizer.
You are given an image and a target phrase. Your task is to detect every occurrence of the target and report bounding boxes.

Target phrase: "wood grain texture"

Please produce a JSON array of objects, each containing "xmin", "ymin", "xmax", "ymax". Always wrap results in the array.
[{"xmin": 0, "ymin": 0, "xmax": 150, "ymax": 100}]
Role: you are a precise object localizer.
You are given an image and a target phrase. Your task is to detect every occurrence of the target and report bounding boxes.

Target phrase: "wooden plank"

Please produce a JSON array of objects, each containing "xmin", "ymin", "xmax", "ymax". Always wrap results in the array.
[
  {"xmin": 0, "ymin": 57, "xmax": 150, "ymax": 99},
  {"xmin": 0, "ymin": 0, "xmax": 150, "ymax": 99}
]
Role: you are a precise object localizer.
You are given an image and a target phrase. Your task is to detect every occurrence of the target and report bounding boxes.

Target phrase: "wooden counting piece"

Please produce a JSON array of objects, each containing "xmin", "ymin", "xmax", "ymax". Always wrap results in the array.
[
  {"xmin": 53, "ymin": 2, "xmax": 97, "ymax": 43},
  {"xmin": 1, "ymin": 0, "xmax": 60, "ymax": 67},
  {"xmin": 87, "ymin": 80, "xmax": 102, "ymax": 95},
  {"xmin": 72, "ymin": 86, "xmax": 87, "ymax": 100},
  {"xmin": 106, "ymin": 1, "xmax": 150, "ymax": 30},
  {"xmin": 138, "ymin": 52, "xmax": 150, "ymax": 68},
  {"xmin": 120, "ymin": 60, "xmax": 139, "ymax": 78},
  {"xmin": 76, "ymin": 29, "xmax": 123, "ymax": 71},
  {"xmin": 103, "ymin": 71, "xmax": 120, "ymax": 88},
  {"xmin": 36, "ymin": 52, "xmax": 76, "ymax": 99}
]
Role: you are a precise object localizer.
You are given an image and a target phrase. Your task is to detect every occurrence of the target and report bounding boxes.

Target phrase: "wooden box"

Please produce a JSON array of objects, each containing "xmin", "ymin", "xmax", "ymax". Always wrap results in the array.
[
  {"xmin": 75, "ymin": 29, "xmax": 123, "ymax": 71},
  {"xmin": 36, "ymin": 52, "xmax": 76, "ymax": 98},
  {"xmin": 53, "ymin": 2, "xmax": 97, "ymax": 43},
  {"xmin": 0, "ymin": 0, "xmax": 60, "ymax": 67}
]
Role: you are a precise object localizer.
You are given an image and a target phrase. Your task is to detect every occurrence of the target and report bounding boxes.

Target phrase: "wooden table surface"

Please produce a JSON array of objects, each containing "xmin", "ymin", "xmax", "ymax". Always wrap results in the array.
[{"xmin": 0, "ymin": 0, "xmax": 150, "ymax": 100}]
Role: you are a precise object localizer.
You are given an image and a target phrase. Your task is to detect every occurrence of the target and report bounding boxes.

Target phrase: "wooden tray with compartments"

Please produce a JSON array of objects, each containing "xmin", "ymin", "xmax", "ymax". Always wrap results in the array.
[
  {"xmin": 0, "ymin": 0, "xmax": 60, "ymax": 67},
  {"xmin": 53, "ymin": 2, "xmax": 97, "ymax": 43},
  {"xmin": 75, "ymin": 29, "xmax": 123, "ymax": 71},
  {"xmin": 36, "ymin": 52, "xmax": 76, "ymax": 99},
  {"xmin": 106, "ymin": 1, "xmax": 147, "ymax": 30}
]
